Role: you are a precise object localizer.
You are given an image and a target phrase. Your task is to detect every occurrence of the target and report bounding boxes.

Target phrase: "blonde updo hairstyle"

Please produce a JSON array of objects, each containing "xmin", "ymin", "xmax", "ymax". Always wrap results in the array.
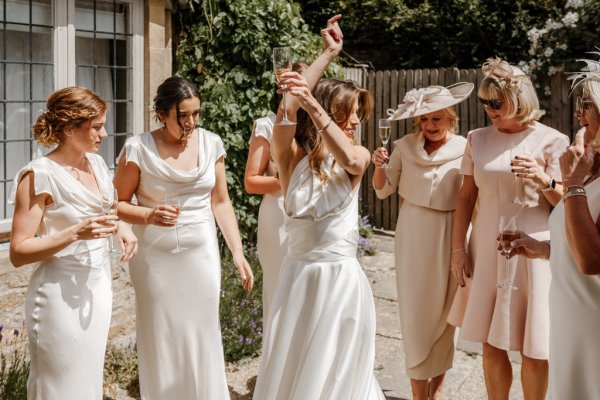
[
  {"xmin": 478, "ymin": 57, "xmax": 543, "ymax": 125},
  {"xmin": 32, "ymin": 87, "xmax": 107, "ymax": 147},
  {"xmin": 412, "ymin": 107, "xmax": 458, "ymax": 136},
  {"xmin": 295, "ymin": 78, "xmax": 373, "ymax": 183},
  {"xmin": 581, "ymin": 79, "xmax": 600, "ymax": 144}
]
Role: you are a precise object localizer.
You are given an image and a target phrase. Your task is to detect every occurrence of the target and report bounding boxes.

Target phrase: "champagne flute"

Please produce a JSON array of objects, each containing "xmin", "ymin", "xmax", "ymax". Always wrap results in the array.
[
  {"xmin": 272, "ymin": 47, "xmax": 296, "ymax": 126},
  {"xmin": 165, "ymin": 195, "xmax": 186, "ymax": 254},
  {"xmin": 497, "ymin": 215, "xmax": 518, "ymax": 290},
  {"xmin": 101, "ymin": 188, "xmax": 120, "ymax": 258},
  {"xmin": 510, "ymin": 145, "xmax": 528, "ymax": 206},
  {"xmin": 378, "ymin": 118, "xmax": 392, "ymax": 169}
]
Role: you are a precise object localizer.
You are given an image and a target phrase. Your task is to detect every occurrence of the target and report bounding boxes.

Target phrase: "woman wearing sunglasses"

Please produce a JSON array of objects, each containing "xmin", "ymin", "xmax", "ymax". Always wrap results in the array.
[{"xmin": 447, "ymin": 57, "xmax": 569, "ymax": 399}]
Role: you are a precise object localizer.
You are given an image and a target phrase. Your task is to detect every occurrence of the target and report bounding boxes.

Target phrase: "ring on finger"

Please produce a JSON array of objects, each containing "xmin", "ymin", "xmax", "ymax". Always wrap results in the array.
[{"xmin": 524, "ymin": 167, "xmax": 529, "ymax": 173}]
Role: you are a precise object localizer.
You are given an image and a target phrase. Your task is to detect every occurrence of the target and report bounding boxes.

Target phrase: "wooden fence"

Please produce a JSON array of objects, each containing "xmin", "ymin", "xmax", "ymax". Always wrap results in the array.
[{"xmin": 344, "ymin": 67, "xmax": 580, "ymax": 231}]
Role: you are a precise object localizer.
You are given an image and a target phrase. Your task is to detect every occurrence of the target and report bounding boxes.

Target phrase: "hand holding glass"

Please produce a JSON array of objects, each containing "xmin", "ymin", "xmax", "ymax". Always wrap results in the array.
[
  {"xmin": 497, "ymin": 215, "xmax": 518, "ymax": 290},
  {"xmin": 165, "ymin": 195, "xmax": 186, "ymax": 254},
  {"xmin": 272, "ymin": 47, "xmax": 295, "ymax": 126},
  {"xmin": 101, "ymin": 188, "xmax": 120, "ymax": 258},
  {"xmin": 378, "ymin": 118, "xmax": 392, "ymax": 168},
  {"xmin": 510, "ymin": 146, "xmax": 528, "ymax": 205}
]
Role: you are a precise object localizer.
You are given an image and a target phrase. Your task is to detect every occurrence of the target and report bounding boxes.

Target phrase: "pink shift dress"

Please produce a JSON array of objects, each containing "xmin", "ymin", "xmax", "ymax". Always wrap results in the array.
[{"xmin": 448, "ymin": 122, "xmax": 568, "ymax": 359}]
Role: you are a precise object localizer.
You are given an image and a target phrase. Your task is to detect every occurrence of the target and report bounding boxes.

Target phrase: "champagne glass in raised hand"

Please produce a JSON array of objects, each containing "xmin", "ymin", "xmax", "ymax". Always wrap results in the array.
[
  {"xmin": 510, "ymin": 145, "xmax": 528, "ymax": 206},
  {"xmin": 378, "ymin": 118, "xmax": 392, "ymax": 169},
  {"xmin": 272, "ymin": 47, "xmax": 296, "ymax": 126},
  {"xmin": 101, "ymin": 188, "xmax": 120, "ymax": 258},
  {"xmin": 497, "ymin": 214, "xmax": 518, "ymax": 290},
  {"xmin": 164, "ymin": 194, "xmax": 187, "ymax": 254}
]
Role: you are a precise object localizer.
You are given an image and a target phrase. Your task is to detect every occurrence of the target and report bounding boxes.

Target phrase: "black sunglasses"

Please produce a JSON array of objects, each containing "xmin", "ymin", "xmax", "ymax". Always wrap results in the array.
[{"xmin": 478, "ymin": 98, "xmax": 503, "ymax": 110}]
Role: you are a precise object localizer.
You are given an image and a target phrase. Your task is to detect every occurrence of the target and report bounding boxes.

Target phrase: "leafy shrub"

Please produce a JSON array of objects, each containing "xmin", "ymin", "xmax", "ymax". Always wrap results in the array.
[
  {"xmin": 0, "ymin": 326, "xmax": 28, "ymax": 400},
  {"xmin": 103, "ymin": 343, "xmax": 139, "ymax": 399},
  {"xmin": 220, "ymin": 249, "xmax": 264, "ymax": 362}
]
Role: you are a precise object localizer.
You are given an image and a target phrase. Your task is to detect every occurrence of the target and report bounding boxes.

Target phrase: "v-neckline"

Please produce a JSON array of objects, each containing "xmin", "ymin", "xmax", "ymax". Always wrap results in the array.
[
  {"xmin": 45, "ymin": 154, "xmax": 104, "ymax": 201},
  {"xmin": 148, "ymin": 128, "xmax": 202, "ymax": 174}
]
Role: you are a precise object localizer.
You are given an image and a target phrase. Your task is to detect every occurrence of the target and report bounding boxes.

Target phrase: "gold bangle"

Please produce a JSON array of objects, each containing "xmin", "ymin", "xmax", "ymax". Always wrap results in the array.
[
  {"xmin": 565, "ymin": 184, "xmax": 585, "ymax": 192},
  {"xmin": 562, "ymin": 187, "xmax": 586, "ymax": 200},
  {"xmin": 316, "ymin": 118, "xmax": 332, "ymax": 134}
]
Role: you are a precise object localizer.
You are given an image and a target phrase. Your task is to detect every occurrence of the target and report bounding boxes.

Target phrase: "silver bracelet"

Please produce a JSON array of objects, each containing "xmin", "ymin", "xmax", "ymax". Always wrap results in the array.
[{"xmin": 316, "ymin": 118, "xmax": 332, "ymax": 134}]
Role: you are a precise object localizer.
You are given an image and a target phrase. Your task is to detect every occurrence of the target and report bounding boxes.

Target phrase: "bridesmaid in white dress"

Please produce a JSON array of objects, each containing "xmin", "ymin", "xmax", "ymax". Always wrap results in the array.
[
  {"xmin": 252, "ymin": 62, "xmax": 385, "ymax": 398},
  {"xmin": 511, "ymin": 64, "xmax": 600, "ymax": 399},
  {"xmin": 9, "ymin": 87, "xmax": 138, "ymax": 400},
  {"xmin": 244, "ymin": 15, "xmax": 343, "ymax": 325},
  {"xmin": 114, "ymin": 76, "xmax": 253, "ymax": 400}
]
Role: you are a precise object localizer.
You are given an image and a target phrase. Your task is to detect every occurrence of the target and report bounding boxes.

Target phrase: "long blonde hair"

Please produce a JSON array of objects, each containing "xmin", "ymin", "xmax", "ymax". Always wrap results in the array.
[{"xmin": 295, "ymin": 78, "xmax": 373, "ymax": 182}]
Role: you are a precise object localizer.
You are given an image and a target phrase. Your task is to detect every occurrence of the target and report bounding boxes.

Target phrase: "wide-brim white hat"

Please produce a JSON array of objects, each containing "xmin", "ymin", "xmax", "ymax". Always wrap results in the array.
[{"xmin": 387, "ymin": 82, "xmax": 474, "ymax": 120}]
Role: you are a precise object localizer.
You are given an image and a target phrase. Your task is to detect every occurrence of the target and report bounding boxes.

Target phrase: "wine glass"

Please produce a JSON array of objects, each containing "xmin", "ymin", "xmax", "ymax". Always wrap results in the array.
[
  {"xmin": 510, "ymin": 145, "xmax": 528, "ymax": 206},
  {"xmin": 272, "ymin": 47, "xmax": 296, "ymax": 126},
  {"xmin": 164, "ymin": 195, "xmax": 186, "ymax": 254},
  {"xmin": 497, "ymin": 214, "xmax": 518, "ymax": 290},
  {"xmin": 101, "ymin": 188, "xmax": 120, "ymax": 258},
  {"xmin": 378, "ymin": 118, "xmax": 392, "ymax": 169}
]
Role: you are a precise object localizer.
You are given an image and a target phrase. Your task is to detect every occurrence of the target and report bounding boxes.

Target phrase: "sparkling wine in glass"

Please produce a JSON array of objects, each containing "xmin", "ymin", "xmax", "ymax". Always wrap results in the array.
[
  {"xmin": 510, "ymin": 145, "xmax": 528, "ymax": 206},
  {"xmin": 272, "ymin": 47, "xmax": 296, "ymax": 126},
  {"xmin": 378, "ymin": 118, "xmax": 392, "ymax": 169},
  {"xmin": 101, "ymin": 188, "xmax": 120, "ymax": 258},
  {"xmin": 165, "ymin": 195, "xmax": 186, "ymax": 254},
  {"xmin": 497, "ymin": 215, "xmax": 518, "ymax": 290}
]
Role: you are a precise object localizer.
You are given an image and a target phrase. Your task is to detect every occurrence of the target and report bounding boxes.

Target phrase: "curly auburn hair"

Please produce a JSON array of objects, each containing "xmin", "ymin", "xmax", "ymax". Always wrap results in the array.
[
  {"xmin": 295, "ymin": 78, "xmax": 373, "ymax": 182},
  {"xmin": 32, "ymin": 87, "xmax": 107, "ymax": 147}
]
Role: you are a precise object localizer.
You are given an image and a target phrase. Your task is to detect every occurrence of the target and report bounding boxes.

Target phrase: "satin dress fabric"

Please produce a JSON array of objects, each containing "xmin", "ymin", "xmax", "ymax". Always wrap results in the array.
[
  {"xmin": 10, "ymin": 154, "xmax": 114, "ymax": 400},
  {"xmin": 253, "ymin": 155, "xmax": 385, "ymax": 400},
  {"xmin": 122, "ymin": 129, "xmax": 230, "ymax": 399},
  {"xmin": 547, "ymin": 178, "xmax": 600, "ymax": 399},
  {"xmin": 252, "ymin": 114, "xmax": 288, "ymax": 325}
]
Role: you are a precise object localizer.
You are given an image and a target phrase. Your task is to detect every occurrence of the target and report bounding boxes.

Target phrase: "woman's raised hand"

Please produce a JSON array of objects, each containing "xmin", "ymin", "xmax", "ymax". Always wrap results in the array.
[
  {"xmin": 560, "ymin": 128, "xmax": 594, "ymax": 187},
  {"xmin": 510, "ymin": 154, "xmax": 550, "ymax": 188},
  {"xmin": 277, "ymin": 71, "xmax": 314, "ymax": 111},
  {"xmin": 144, "ymin": 205, "xmax": 179, "ymax": 226},
  {"xmin": 321, "ymin": 14, "xmax": 343, "ymax": 56},
  {"xmin": 504, "ymin": 231, "xmax": 550, "ymax": 260}
]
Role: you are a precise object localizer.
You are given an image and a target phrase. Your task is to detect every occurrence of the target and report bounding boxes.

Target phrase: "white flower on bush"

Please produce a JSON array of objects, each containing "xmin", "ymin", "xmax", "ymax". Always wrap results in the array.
[
  {"xmin": 544, "ymin": 86, "xmax": 551, "ymax": 96},
  {"xmin": 544, "ymin": 19, "xmax": 563, "ymax": 31},
  {"xmin": 544, "ymin": 47, "xmax": 554, "ymax": 58},
  {"xmin": 566, "ymin": 0, "xmax": 583, "ymax": 9},
  {"xmin": 557, "ymin": 42, "xmax": 568, "ymax": 50},
  {"xmin": 562, "ymin": 11, "xmax": 579, "ymax": 27}
]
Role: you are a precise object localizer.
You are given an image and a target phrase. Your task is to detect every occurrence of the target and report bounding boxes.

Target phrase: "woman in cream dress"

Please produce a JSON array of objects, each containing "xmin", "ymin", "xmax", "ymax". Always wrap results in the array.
[
  {"xmin": 9, "ymin": 87, "xmax": 137, "ymax": 399},
  {"xmin": 252, "ymin": 58, "xmax": 385, "ymax": 398},
  {"xmin": 114, "ymin": 77, "xmax": 253, "ymax": 399},
  {"xmin": 244, "ymin": 15, "xmax": 343, "ymax": 325},
  {"xmin": 511, "ymin": 59, "xmax": 600, "ymax": 399},
  {"xmin": 371, "ymin": 82, "xmax": 473, "ymax": 400},
  {"xmin": 448, "ymin": 58, "xmax": 568, "ymax": 399}
]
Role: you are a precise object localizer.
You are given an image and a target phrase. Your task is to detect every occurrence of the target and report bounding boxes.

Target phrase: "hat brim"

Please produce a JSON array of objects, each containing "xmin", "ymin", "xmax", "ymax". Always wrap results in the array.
[{"xmin": 388, "ymin": 82, "xmax": 475, "ymax": 120}]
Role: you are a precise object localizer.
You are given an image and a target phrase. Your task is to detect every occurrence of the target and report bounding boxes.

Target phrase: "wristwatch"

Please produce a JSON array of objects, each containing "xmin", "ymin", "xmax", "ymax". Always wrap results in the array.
[{"xmin": 541, "ymin": 177, "xmax": 556, "ymax": 192}]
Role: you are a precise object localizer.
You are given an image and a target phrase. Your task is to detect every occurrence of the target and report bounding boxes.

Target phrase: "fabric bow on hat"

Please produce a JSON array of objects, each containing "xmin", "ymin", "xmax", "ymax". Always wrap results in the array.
[
  {"xmin": 385, "ymin": 82, "xmax": 474, "ymax": 121},
  {"xmin": 387, "ymin": 87, "xmax": 444, "ymax": 120}
]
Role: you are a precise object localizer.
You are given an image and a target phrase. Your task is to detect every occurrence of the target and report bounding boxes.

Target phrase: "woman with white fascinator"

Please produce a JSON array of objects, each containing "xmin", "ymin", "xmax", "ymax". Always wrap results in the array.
[
  {"xmin": 509, "ymin": 52, "xmax": 600, "ymax": 399},
  {"xmin": 447, "ymin": 58, "xmax": 569, "ymax": 400},
  {"xmin": 372, "ymin": 82, "xmax": 473, "ymax": 400}
]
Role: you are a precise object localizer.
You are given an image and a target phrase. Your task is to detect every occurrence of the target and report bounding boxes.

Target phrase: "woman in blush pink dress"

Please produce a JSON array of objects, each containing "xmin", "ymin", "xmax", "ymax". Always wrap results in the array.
[{"xmin": 448, "ymin": 58, "xmax": 569, "ymax": 399}]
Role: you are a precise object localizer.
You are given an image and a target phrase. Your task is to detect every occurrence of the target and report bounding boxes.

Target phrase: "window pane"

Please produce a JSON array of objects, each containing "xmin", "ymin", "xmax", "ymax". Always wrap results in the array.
[
  {"xmin": 5, "ymin": 26, "xmax": 30, "ymax": 62},
  {"xmin": 31, "ymin": 27, "xmax": 53, "ymax": 63},
  {"xmin": 5, "ymin": 0, "xmax": 30, "ymax": 24},
  {"xmin": 31, "ymin": 0, "xmax": 52, "ymax": 26},
  {"xmin": 75, "ymin": 0, "xmax": 130, "ymax": 34},
  {"xmin": 6, "ymin": 63, "xmax": 30, "ymax": 101},
  {"xmin": 32, "ymin": 64, "xmax": 54, "ymax": 99}
]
